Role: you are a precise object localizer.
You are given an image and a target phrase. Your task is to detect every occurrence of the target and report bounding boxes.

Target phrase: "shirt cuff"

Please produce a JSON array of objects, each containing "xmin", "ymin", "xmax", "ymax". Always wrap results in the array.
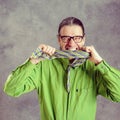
[
  {"xmin": 18, "ymin": 58, "xmax": 37, "ymax": 70},
  {"xmin": 95, "ymin": 60, "xmax": 110, "ymax": 74}
]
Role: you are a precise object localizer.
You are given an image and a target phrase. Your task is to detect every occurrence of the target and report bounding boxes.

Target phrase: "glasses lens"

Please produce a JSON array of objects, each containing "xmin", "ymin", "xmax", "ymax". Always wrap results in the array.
[
  {"xmin": 73, "ymin": 36, "xmax": 83, "ymax": 43},
  {"xmin": 60, "ymin": 35, "xmax": 83, "ymax": 43},
  {"xmin": 60, "ymin": 36, "xmax": 69, "ymax": 42}
]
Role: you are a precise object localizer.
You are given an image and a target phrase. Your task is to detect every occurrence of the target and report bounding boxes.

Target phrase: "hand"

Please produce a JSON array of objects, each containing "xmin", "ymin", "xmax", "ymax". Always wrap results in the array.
[
  {"xmin": 82, "ymin": 46, "xmax": 103, "ymax": 65},
  {"xmin": 30, "ymin": 44, "xmax": 56, "ymax": 64},
  {"xmin": 39, "ymin": 44, "xmax": 56, "ymax": 56}
]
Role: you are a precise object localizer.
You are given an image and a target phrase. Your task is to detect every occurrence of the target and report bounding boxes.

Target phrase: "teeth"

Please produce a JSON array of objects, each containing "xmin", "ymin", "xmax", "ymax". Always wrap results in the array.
[{"xmin": 70, "ymin": 49, "xmax": 76, "ymax": 50}]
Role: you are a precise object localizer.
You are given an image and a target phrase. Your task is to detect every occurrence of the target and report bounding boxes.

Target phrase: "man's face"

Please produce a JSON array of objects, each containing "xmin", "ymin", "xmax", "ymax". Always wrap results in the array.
[{"xmin": 58, "ymin": 25, "xmax": 85, "ymax": 51}]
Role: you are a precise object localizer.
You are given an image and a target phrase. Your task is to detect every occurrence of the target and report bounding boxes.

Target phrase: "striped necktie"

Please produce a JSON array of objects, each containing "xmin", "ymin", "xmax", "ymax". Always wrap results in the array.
[{"xmin": 31, "ymin": 47, "xmax": 90, "ymax": 93}]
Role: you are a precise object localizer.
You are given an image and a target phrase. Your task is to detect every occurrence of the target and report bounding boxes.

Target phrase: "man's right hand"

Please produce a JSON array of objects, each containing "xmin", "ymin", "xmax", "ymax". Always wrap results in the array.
[
  {"xmin": 39, "ymin": 44, "xmax": 56, "ymax": 56},
  {"xmin": 30, "ymin": 44, "xmax": 56, "ymax": 64}
]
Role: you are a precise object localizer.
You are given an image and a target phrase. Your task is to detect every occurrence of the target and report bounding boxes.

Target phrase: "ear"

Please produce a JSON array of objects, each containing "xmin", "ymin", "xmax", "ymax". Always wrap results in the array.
[
  {"xmin": 82, "ymin": 36, "xmax": 86, "ymax": 45},
  {"xmin": 57, "ymin": 35, "xmax": 60, "ymax": 43}
]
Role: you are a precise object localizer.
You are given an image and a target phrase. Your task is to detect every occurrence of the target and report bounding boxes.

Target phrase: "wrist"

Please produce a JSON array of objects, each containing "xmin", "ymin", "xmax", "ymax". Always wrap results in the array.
[
  {"xmin": 95, "ymin": 59, "xmax": 103, "ymax": 65},
  {"xmin": 29, "ymin": 58, "xmax": 41, "ymax": 64}
]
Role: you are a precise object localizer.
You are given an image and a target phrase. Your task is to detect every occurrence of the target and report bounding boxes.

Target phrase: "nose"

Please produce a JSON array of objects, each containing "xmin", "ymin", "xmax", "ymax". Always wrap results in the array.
[{"xmin": 68, "ymin": 38, "xmax": 75, "ymax": 44}]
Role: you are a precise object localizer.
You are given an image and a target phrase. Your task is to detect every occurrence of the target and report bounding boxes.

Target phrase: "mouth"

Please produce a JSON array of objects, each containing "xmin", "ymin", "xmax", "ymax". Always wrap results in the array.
[{"xmin": 65, "ymin": 46, "xmax": 77, "ymax": 51}]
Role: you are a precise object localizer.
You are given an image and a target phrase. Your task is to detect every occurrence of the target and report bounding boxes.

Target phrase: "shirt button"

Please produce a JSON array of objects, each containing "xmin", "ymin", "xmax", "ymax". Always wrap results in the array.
[{"xmin": 76, "ymin": 89, "xmax": 78, "ymax": 92}]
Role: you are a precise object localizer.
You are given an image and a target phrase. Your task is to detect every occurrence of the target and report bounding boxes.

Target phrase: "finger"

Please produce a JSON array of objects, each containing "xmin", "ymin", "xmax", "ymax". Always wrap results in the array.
[
  {"xmin": 85, "ymin": 46, "xmax": 94, "ymax": 52},
  {"xmin": 44, "ymin": 46, "xmax": 55, "ymax": 56},
  {"xmin": 81, "ymin": 46, "xmax": 86, "ymax": 51},
  {"xmin": 38, "ymin": 44, "xmax": 55, "ymax": 55},
  {"xmin": 49, "ymin": 48, "xmax": 56, "ymax": 56},
  {"xmin": 39, "ymin": 44, "xmax": 46, "ymax": 50},
  {"xmin": 42, "ymin": 45, "xmax": 48, "ymax": 53},
  {"xmin": 85, "ymin": 47, "xmax": 91, "ymax": 53},
  {"xmin": 46, "ymin": 47, "xmax": 54, "ymax": 55},
  {"xmin": 81, "ymin": 46, "xmax": 91, "ymax": 52}
]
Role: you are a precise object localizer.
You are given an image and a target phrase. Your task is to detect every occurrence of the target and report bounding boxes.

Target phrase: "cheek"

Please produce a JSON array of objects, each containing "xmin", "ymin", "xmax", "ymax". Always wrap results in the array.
[
  {"xmin": 59, "ymin": 41, "xmax": 66, "ymax": 48},
  {"xmin": 77, "ymin": 42, "xmax": 85, "ymax": 48},
  {"xmin": 80, "ymin": 40, "xmax": 85, "ymax": 46}
]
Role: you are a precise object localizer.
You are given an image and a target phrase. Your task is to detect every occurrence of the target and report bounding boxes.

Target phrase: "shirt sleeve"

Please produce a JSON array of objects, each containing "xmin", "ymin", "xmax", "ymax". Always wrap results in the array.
[
  {"xmin": 3, "ymin": 59, "xmax": 41, "ymax": 97},
  {"xmin": 95, "ymin": 60, "xmax": 120, "ymax": 102}
]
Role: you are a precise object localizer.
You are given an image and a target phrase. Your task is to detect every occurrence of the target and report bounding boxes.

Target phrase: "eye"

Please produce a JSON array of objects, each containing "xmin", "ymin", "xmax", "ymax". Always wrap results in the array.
[
  {"xmin": 74, "ymin": 36, "xmax": 79, "ymax": 40},
  {"xmin": 61, "ymin": 36, "xmax": 66, "ymax": 39}
]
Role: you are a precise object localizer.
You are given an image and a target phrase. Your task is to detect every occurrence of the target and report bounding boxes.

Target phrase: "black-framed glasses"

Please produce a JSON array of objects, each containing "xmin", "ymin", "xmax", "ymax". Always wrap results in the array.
[{"xmin": 59, "ymin": 35, "xmax": 84, "ymax": 43}]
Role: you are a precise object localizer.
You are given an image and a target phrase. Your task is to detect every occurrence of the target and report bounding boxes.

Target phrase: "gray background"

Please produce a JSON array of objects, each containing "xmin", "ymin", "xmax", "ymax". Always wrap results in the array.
[{"xmin": 0, "ymin": 0, "xmax": 120, "ymax": 120}]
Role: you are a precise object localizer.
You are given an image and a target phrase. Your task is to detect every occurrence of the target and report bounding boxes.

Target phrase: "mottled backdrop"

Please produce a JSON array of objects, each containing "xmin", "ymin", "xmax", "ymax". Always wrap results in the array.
[{"xmin": 0, "ymin": 0, "xmax": 120, "ymax": 120}]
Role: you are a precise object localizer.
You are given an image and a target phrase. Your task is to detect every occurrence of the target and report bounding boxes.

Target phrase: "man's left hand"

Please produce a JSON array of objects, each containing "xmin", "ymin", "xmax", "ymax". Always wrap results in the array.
[{"xmin": 81, "ymin": 46, "xmax": 103, "ymax": 65}]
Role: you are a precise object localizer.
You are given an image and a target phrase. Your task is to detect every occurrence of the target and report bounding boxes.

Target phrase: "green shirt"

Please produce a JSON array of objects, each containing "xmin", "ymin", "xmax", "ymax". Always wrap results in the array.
[{"xmin": 4, "ymin": 58, "xmax": 120, "ymax": 120}]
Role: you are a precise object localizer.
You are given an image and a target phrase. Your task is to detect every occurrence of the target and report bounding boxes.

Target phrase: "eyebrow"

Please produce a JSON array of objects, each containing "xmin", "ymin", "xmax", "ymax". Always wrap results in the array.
[{"xmin": 60, "ymin": 35, "xmax": 83, "ymax": 37}]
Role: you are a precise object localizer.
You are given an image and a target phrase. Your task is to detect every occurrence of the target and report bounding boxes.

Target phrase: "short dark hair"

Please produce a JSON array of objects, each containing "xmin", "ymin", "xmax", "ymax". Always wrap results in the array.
[{"xmin": 58, "ymin": 17, "xmax": 85, "ymax": 36}]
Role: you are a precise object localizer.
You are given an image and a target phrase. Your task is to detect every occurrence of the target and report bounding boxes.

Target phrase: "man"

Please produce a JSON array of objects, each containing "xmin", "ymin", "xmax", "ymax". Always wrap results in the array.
[{"xmin": 4, "ymin": 17, "xmax": 120, "ymax": 120}]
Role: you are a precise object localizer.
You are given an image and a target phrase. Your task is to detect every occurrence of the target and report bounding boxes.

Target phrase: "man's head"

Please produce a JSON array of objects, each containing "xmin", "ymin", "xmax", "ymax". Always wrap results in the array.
[{"xmin": 58, "ymin": 17, "xmax": 85, "ymax": 50}]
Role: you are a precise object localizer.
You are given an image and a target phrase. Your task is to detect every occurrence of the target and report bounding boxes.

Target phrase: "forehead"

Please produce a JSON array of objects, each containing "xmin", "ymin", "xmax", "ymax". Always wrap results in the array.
[{"xmin": 60, "ymin": 25, "xmax": 83, "ymax": 36}]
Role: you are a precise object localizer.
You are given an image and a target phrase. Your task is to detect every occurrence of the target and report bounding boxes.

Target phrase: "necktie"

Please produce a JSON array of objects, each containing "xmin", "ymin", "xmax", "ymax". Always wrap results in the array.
[
  {"xmin": 31, "ymin": 47, "xmax": 89, "ymax": 60},
  {"xmin": 31, "ymin": 47, "xmax": 90, "ymax": 93}
]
